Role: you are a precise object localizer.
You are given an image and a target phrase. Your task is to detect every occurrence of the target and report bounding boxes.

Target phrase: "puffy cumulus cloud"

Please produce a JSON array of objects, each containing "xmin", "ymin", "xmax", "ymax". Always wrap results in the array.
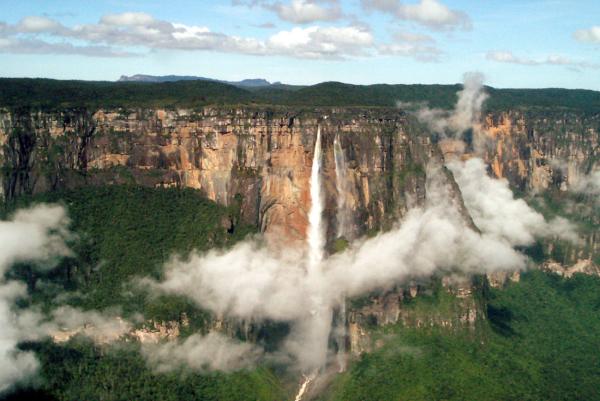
[
  {"xmin": 361, "ymin": 0, "xmax": 471, "ymax": 30},
  {"xmin": 267, "ymin": 25, "xmax": 373, "ymax": 58},
  {"xmin": 486, "ymin": 50, "xmax": 600, "ymax": 70},
  {"xmin": 0, "ymin": 205, "xmax": 70, "ymax": 393},
  {"xmin": 16, "ymin": 16, "xmax": 65, "ymax": 33},
  {"xmin": 0, "ymin": 12, "xmax": 373, "ymax": 59},
  {"xmin": 573, "ymin": 26, "xmax": 600, "ymax": 44},
  {"xmin": 142, "ymin": 332, "xmax": 263, "ymax": 373},
  {"xmin": 273, "ymin": 0, "xmax": 342, "ymax": 24},
  {"xmin": 234, "ymin": 0, "xmax": 342, "ymax": 24}
]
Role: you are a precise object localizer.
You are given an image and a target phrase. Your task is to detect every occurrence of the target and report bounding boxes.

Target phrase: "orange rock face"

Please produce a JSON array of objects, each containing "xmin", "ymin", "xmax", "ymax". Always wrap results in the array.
[{"xmin": 0, "ymin": 107, "xmax": 428, "ymax": 243}]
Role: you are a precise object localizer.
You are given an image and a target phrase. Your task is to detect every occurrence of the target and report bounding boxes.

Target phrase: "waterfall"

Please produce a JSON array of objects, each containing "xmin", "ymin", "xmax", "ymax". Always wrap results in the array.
[
  {"xmin": 307, "ymin": 125, "xmax": 325, "ymax": 276},
  {"xmin": 333, "ymin": 132, "xmax": 348, "ymax": 372},
  {"xmin": 333, "ymin": 133, "xmax": 350, "ymax": 239},
  {"xmin": 293, "ymin": 125, "xmax": 326, "ymax": 401},
  {"xmin": 294, "ymin": 373, "xmax": 316, "ymax": 401}
]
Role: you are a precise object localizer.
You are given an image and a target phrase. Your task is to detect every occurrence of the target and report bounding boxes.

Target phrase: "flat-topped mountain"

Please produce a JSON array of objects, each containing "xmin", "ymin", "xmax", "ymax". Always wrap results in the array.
[{"xmin": 118, "ymin": 74, "xmax": 276, "ymax": 88}]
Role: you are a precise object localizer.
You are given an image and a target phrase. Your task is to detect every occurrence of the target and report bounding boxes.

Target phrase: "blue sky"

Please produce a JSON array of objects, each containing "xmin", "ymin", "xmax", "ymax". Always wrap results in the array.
[{"xmin": 0, "ymin": 0, "xmax": 599, "ymax": 89}]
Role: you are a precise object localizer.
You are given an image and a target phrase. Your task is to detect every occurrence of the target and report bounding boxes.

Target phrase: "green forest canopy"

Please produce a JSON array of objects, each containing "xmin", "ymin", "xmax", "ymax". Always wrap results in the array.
[{"xmin": 1, "ymin": 78, "xmax": 600, "ymax": 112}]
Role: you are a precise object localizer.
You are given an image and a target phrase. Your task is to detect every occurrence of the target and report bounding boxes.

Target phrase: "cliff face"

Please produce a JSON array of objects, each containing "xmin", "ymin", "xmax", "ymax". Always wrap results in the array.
[
  {"xmin": 0, "ymin": 107, "xmax": 432, "ymax": 242},
  {"xmin": 478, "ymin": 111, "xmax": 599, "ymax": 193},
  {"xmin": 2, "ymin": 107, "xmax": 597, "ymax": 244}
]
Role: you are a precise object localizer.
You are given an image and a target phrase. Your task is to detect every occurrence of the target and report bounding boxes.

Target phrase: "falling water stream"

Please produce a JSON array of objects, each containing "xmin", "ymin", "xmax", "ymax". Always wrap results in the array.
[
  {"xmin": 307, "ymin": 125, "xmax": 325, "ymax": 276},
  {"xmin": 294, "ymin": 126, "xmax": 350, "ymax": 400},
  {"xmin": 333, "ymin": 133, "xmax": 348, "ymax": 373},
  {"xmin": 294, "ymin": 125, "xmax": 325, "ymax": 401},
  {"xmin": 333, "ymin": 133, "xmax": 349, "ymax": 239}
]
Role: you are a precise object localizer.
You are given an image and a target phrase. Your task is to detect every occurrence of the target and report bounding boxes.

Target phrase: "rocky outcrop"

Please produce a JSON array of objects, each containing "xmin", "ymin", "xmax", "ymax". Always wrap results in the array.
[
  {"xmin": 541, "ymin": 258, "xmax": 600, "ymax": 278},
  {"xmin": 347, "ymin": 277, "xmax": 484, "ymax": 355}
]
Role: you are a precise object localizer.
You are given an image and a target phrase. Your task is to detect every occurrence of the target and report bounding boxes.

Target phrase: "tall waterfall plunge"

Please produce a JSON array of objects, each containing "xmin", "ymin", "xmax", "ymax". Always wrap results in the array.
[
  {"xmin": 307, "ymin": 125, "xmax": 325, "ymax": 276},
  {"xmin": 293, "ymin": 125, "xmax": 330, "ymax": 400},
  {"xmin": 334, "ymin": 133, "xmax": 351, "ymax": 240},
  {"xmin": 295, "ymin": 126, "xmax": 350, "ymax": 400},
  {"xmin": 333, "ymin": 133, "xmax": 349, "ymax": 372}
]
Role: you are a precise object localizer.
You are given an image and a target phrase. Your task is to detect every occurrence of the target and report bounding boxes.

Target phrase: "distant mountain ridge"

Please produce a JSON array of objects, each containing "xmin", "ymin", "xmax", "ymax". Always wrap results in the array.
[{"xmin": 118, "ymin": 74, "xmax": 278, "ymax": 88}]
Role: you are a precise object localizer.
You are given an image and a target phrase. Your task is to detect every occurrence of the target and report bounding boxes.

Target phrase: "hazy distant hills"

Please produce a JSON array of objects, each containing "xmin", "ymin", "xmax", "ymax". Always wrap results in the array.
[{"xmin": 118, "ymin": 74, "xmax": 279, "ymax": 88}]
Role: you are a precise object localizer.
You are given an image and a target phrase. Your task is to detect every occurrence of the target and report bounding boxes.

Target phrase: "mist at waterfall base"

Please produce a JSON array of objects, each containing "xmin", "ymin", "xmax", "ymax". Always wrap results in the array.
[{"xmin": 146, "ymin": 73, "xmax": 579, "ymax": 374}]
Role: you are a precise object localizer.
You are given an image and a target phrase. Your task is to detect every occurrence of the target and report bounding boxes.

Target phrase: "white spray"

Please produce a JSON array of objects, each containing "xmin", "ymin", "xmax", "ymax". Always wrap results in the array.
[
  {"xmin": 334, "ymin": 133, "xmax": 351, "ymax": 239},
  {"xmin": 333, "ymin": 133, "xmax": 349, "ymax": 372},
  {"xmin": 293, "ymin": 124, "xmax": 328, "ymax": 400},
  {"xmin": 307, "ymin": 125, "xmax": 325, "ymax": 276}
]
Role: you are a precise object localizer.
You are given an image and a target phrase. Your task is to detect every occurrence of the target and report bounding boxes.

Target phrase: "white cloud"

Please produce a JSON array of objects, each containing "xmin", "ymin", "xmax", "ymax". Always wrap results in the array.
[
  {"xmin": 486, "ymin": 50, "xmax": 600, "ymax": 70},
  {"xmin": 571, "ymin": 170, "xmax": 600, "ymax": 196},
  {"xmin": 0, "ymin": 13, "xmax": 374, "ymax": 60},
  {"xmin": 274, "ymin": 0, "xmax": 342, "ymax": 24},
  {"xmin": 378, "ymin": 42, "xmax": 440, "ymax": 61},
  {"xmin": 378, "ymin": 30, "xmax": 441, "ymax": 61},
  {"xmin": 268, "ymin": 25, "xmax": 373, "ymax": 58},
  {"xmin": 394, "ymin": 30, "xmax": 434, "ymax": 43},
  {"xmin": 574, "ymin": 26, "xmax": 600, "ymax": 43},
  {"xmin": 362, "ymin": 0, "xmax": 471, "ymax": 30},
  {"xmin": 49, "ymin": 306, "xmax": 133, "ymax": 344},
  {"xmin": 100, "ymin": 12, "xmax": 156, "ymax": 26},
  {"xmin": 142, "ymin": 332, "xmax": 263, "ymax": 373},
  {"xmin": 235, "ymin": 0, "xmax": 342, "ymax": 24},
  {"xmin": 448, "ymin": 158, "xmax": 580, "ymax": 246},
  {"xmin": 414, "ymin": 72, "xmax": 488, "ymax": 135},
  {"xmin": 0, "ymin": 205, "xmax": 70, "ymax": 393},
  {"xmin": 0, "ymin": 37, "xmax": 135, "ymax": 58},
  {"xmin": 16, "ymin": 16, "xmax": 64, "ymax": 33}
]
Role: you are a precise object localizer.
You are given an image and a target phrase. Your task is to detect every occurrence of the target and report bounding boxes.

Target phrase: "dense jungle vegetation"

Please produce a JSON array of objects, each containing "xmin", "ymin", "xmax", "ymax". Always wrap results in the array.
[{"xmin": 2, "ymin": 78, "xmax": 600, "ymax": 112}]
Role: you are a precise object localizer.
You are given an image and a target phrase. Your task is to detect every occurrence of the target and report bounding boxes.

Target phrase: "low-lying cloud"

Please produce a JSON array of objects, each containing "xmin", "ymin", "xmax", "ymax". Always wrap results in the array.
[
  {"xmin": 0, "ymin": 205, "xmax": 70, "ymax": 393},
  {"xmin": 411, "ymin": 72, "xmax": 487, "ymax": 140},
  {"xmin": 142, "ymin": 332, "xmax": 263, "ymax": 373},
  {"xmin": 448, "ymin": 158, "xmax": 580, "ymax": 245}
]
